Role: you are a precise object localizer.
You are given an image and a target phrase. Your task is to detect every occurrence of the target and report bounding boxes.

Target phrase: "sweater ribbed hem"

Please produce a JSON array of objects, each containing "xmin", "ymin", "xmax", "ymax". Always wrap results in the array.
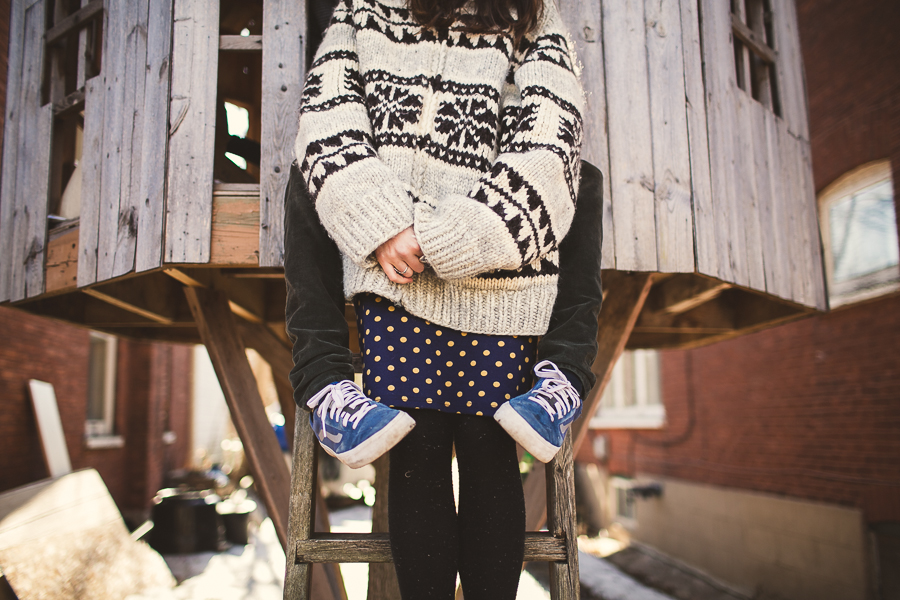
[{"xmin": 343, "ymin": 261, "xmax": 560, "ymax": 337}]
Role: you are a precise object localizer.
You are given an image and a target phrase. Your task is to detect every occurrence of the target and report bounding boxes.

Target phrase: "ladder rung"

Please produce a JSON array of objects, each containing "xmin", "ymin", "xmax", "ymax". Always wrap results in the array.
[{"xmin": 293, "ymin": 531, "xmax": 568, "ymax": 564}]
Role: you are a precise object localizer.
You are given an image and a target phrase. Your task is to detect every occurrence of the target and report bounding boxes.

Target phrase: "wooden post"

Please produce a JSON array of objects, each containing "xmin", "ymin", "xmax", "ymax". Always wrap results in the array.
[
  {"xmin": 367, "ymin": 455, "xmax": 401, "ymax": 600},
  {"xmin": 546, "ymin": 436, "xmax": 578, "ymax": 600},
  {"xmin": 523, "ymin": 272, "xmax": 654, "ymax": 531},
  {"xmin": 184, "ymin": 286, "xmax": 291, "ymax": 549},
  {"xmin": 285, "ymin": 413, "xmax": 318, "ymax": 600}
]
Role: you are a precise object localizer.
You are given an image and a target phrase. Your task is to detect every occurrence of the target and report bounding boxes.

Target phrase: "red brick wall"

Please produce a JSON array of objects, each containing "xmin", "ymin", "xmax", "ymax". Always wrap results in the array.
[
  {"xmin": 583, "ymin": 293, "xmax": 900, "ymax": 522},
  {"xmin": 0, "ymin": 306, "xmax": 193, "ymax": 514},
  {"xmin": 583, "ymin": 0, "xmax": 900, "ymax": 524}
]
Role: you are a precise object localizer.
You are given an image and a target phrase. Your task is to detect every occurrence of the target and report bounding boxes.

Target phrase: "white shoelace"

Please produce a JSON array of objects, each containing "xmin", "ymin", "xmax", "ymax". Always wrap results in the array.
[
  {"xmin": 307, "ymin": 380, "xmax": 376, "ymax": 430},
  {"xmin": 528, "ymin": 360, "xmax": 581, "ymax": 422}
]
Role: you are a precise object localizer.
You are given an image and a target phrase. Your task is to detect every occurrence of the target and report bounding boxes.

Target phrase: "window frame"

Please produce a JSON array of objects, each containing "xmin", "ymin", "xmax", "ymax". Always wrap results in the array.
[
  {"xmin": 818, "ymin": 160, "xmax": 899, "ymax": 308},
  {"xmin": 590, "ymin": 349, "xmax": 665, "ymax": 430},
  {"xmin": 84, "ymin": 331, "xmax": 122, "ymax": 447}
]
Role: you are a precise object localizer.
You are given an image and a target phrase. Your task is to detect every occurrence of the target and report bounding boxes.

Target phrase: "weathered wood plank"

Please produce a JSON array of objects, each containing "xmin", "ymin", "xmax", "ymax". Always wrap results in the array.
[
  {"xmin": 10, "ymin": 2, "xmax": 52, "ymax": 301},
  {"xmin": 761, "ymin": 109, "xmax": 790, "ymax": 301},
  {"xmin": 367, "ymin": 455, "xmax": 400, "ymax": 600},
  {"xmin": 46, "ymin": 225, "xmax": 79, "ymax": 293},
  {"xmin": 558, "ymin": 0, "xmax": 614, "ymax": 269},
  {"xmin": 96, "ymin": 0, "xmax": 126, "ymax": 281},
  {"xmin": 799, "ymin": 139, "xmax": 827, "ymax": 310},
  {"xmin": 166, "ymin": 0, "xmax": 219, "ymax": 264},
  {"xmin": 135, "ymin": 0, "xmax": 174, "ymax": 272},
  {"xmin": 681, "ymin": 0, "xmax": 717, "ymax": 278},
  {"xmin": 645, "ymin": 0, "xmax": 694, "ymax": 273},
  {"xmin": 185, "ymin": 287, "xmax": 291, "ymax": 550},
  {"xmin": 112, "ymin": 0, "xmax": 152, "ymax": 278},
  {"xmin": 602, "ymin": 0, "xmax": 657, "ymax": 272},
  {"xmin": 786, "ymin": 132, "xmax": 813, "ymax": 307},
  {"xmin": 292, "ymin": 532, "xmax": 568, "ymax": 564},
  {"xmin": 211, "ymin": 190, "xmax": 260, "ymax": 266},
  {"xmin": 700, "ymin": 0, "xmax": 747, "ymax": 286},
  {"xmin": 78, "ymin": 75, "xmax": 105, "ymax": 287},
  {"xmin": 777, "ymin": 118, "xmax": 807, "ymax": 305},
  {"xmin": 734, "ymin": 90, "xmax": 766, "ymax": 291},
  {"xmin": 755, "ymin": 102, "xmax": 785, "ymax": 299},
  {"xmin": 771, "ymin": 0, "xmax": 808, "ymax": 141},
  {"xmin": 259, "ymin": 0, "xmax": 306, "ymax": 267},
  {"xmin": 547, "ymin": 436, "xmax": 578, "ymax": 600},
  {"xmin": 0, "ymin": 0, "xmax": 26, "ymax": 302},
  {"xmin": 730, "ymin": 12, "xmax": 776, "ymax": 66},
  {"xmin": 285, "ymin": 414, "xmax": 317, "ymax": 599}
]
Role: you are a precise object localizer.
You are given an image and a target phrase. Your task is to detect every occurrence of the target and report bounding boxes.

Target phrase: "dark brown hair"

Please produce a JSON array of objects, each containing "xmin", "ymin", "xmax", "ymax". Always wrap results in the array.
[{"xmin": 409, "ymin": 0, "xmax": 544, "ymax": 44}]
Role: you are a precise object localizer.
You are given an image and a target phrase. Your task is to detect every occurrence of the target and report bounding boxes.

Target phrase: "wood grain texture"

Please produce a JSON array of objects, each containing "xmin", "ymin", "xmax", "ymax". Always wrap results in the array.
[
  {"xmin": 734, "ymin": 90, "xmax": 766, "ymax": 291},
  {"xmin": 184, "ymin": 287, "xmax": 291, "ymax": 551},
  {"xmin": 558, "ymin": 0, "xmax": 614, "ymax": 270},
  {"xmin": 367, "ymin": 454, "xmax": 400, "ymax": 600},
  {"xmin": 292, "ymin": 532, "xmax": 567, "ymax": 564},
  {"xmin": 78, "ymin": 75, "xmax": 105, "ymax": 286},
  {"xmin": 761, "ymin": 109, "xmax": 790, "ymax": 301},
  {"xmin": 0, "ymin": 0, "xmax": 26, "ymax": 302},
  {"xmin": 699, "ymin": 0, "xmax": 742, "ymax": 286},
  {"xmin": 220, "ymin": 35, "xmax": 262, "ymax": 51},
  {"xmin": 799, "ymin": 140, "xmax": 827, "ymax": 310},
  {"xmin": 546, "ymin": 436, "xmax": 578, "ymax": 600},
  {"xmin": 285, "ymin": 410, "xmax": 317, "ymax": 600},
  {"xmin": 645, "ymin": 0, "xmax": 694, "ymax": 273},
  {"xmin": 45, "ymin": 225, "xmax": 79, "ymax": 293},
  {"xmin": 602, "ymin": 0, "xmax": 657, "ymax": 272},
  {"xmin": 96, "ymin": 0, "xmax": 126, "ymax": 280},
  {"xmin": 135, "ymin": 0, "xmax": 174, "ymax": 272},
  {"xmin": 9, "ymin": 2, "xmax": 53, "ymax": 301},
  {"xmin": 165, "ymin": 0, "xmax": 219, "ymax": 264},
  {"xmin": 258, "ymin": 0, "xmax": 306, "ymax": 267},
  {"xmin": 111, "ymin": 0, "xmax": 151, "ymax": 279}
]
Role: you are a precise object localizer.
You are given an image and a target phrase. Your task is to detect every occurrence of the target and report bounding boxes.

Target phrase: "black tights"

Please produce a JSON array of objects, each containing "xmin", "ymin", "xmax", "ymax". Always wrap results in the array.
[{"xmin": 388, "ymin": 410, "xmax": 525, "ymax": 600}]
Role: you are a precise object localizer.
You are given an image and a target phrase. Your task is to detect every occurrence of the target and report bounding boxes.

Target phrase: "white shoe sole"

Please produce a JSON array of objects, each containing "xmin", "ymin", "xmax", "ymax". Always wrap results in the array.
[
  {"xmin": 322, "ymin": 412, "xmax": 416, "ymax": 469},
  {"xmin": 494, "ymin": 404, "xmax": 560, "ymax": 463}
]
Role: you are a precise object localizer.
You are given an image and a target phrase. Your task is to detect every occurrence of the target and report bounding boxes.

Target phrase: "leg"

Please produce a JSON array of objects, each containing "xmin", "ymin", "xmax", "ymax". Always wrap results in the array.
[
  {"xmin": 389, "ymin": 410, "xmax": 458, "ymax": 600},
  {"xmin": 454, "ymin": 414, "xmax": 525, "ymax": 600},
  {"xmin": 284, "ymin": 161, "xmax": 355, "ymax": 408}
]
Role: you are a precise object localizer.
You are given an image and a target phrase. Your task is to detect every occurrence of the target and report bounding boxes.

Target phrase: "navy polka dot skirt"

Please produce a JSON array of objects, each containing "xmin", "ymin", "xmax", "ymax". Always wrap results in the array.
[{"xmin": 355, "ymin": 294, "xmax": 537, "ymax": 416}]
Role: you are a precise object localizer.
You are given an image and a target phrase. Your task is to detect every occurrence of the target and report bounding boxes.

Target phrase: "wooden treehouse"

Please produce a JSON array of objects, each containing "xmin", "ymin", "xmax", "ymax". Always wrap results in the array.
[{"xmin": 0, "ymin": 0, "xmax": 826, "ymax": 598}]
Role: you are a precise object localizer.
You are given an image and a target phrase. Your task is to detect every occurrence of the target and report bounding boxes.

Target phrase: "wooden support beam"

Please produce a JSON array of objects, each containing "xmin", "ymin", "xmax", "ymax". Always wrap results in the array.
[
  {"xmin": 184, "ymin": 287, "xmax": 291, "ymax": 550},
  {"xmin": 367, "ymin": 455, "xmax": 400, "ymax": 600},
  {"xmin": 80, "ymin": 272, "xmax": 193, "ymax": 325},
  {"xmin": 52, "ymin": 88, "xmax": 85, "ymax": 117},
  {"xmin": 44, "ymin": 0, "xmax": 102, "ymax": 46},
  {"xmin": 523, "ymin": 272, "xmax": 653, "ymax": 531},
  {"xmin": 643, "ymin": 273, "xmax": 731, "ymax": 316},
  {"xmin": 286, "ymin": 415, "xmax": 318, "ymax": 599},
  {"xmin": 547, "ymin": 435, "xmax": 578, "ymax": 600}
]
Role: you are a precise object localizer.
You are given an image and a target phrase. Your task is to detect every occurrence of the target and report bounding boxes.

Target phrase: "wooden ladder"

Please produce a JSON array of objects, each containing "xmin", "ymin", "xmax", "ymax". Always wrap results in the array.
[{"xmin": 283, "ymin": 417, "xmax": 580, "ymax": 600}]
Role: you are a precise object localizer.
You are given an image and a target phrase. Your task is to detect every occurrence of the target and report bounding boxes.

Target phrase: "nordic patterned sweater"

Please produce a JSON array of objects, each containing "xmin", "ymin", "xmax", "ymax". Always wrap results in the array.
[{"xmin": 294, "ymin": 0, "xmax": 584, "ymax": 336}]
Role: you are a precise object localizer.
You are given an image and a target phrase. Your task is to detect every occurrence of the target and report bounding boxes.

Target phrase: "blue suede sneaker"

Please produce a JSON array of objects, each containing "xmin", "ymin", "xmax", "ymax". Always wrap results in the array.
[
  {"xmin": 494, "ymin": 360, "xmax": 582, "ymax": 463},
  {"xmin": 307, "ymin": 380, "xmax": 415, "ymax": 469}
]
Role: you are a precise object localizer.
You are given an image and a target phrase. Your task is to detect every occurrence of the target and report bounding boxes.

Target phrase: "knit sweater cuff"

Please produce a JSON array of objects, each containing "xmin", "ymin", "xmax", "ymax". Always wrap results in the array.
[
  {"xmin": 413, "ymin": 197, "xmax": 521, "ymax": 280},
  {"xmin": 318, "ymin": 178, "xmax": 415, "ymax": 266}
]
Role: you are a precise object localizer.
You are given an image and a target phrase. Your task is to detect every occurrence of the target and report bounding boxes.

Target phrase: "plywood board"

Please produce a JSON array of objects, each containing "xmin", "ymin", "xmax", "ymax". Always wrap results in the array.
[
  {"xmin": 258, "ymin": 0, "xmax": 307, "ymax": 267},
  {"xmin": 28, "ymin": 380, "xmax": 72, "ymax": 479},
  {"xmin": 603, "ymin": 0, "xmax": 657, "ymax": 272},
  {"xmin": 558, "ymin": 0, "xmax": 614, "ymax": 270},
  {"xmin": 645, "ymin": 0, "xmax": 694, "ymax": 273},
  {"xmin": 165, "ymin": 0, "xmax": 220, "ymax": 264}
]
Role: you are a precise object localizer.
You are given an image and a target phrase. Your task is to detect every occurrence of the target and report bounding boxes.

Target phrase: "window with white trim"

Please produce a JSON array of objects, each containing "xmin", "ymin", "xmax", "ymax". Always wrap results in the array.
[
  {"xmin": 591, "ymin": 350, "xmax": 664, "ymax": 429},
  {"xmin": 85, "ymin": 331, "xmax": 118, "ymax": 441},
  {"xmin": 818, "ymin": 160, "xmax": 899, "ymax": 307}
]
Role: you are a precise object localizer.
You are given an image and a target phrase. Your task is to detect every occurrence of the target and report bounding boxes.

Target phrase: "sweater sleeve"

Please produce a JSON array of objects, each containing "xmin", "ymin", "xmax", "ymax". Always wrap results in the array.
[
  {"xmin": 413, "ymin": 4, "xmax": 584, "ymax": 280},
  {"xmin": 294, "ymin": 0, "xmax": 415, "ymax": 267}
]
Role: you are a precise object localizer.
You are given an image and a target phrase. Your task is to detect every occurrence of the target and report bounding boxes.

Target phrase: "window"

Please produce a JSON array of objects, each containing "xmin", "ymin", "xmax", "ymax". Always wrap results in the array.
[
  {"xmin": 818, "ymin": 160, "xmax": 899, "ymax": 307},
  {"xmin": 731, "ymin": 0, "xmax": 781, "ymax": 115},
  {"xmin": 85, "ymin": 331, "xmax": 121, "ymax": 447},
  {"xmin": 591, "ymin": 350, "xmax": 664, "ymax": 429},
  {"xmin": 610, "ymin": 477, "xmax": 637, "ymax": 525}
]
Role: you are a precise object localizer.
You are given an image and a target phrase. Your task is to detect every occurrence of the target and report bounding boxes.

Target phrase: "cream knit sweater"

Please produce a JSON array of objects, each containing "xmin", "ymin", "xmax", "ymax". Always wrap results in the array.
[{"xmin": 294, "ymin": 0, "xmax": 584, "ymax": 335}]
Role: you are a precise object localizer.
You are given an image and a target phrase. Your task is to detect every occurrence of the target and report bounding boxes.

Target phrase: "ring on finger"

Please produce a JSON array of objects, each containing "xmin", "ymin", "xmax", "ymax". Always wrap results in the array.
[{"xmin": 393, "ymin": 264, "xmax": 410, "ymax": 276}]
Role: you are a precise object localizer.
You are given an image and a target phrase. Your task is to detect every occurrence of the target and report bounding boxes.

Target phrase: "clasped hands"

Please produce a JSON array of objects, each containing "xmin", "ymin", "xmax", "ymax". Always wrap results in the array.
[{"xmin": 375, "ymin": 226, "xmax": 426, "ymax": 285}]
